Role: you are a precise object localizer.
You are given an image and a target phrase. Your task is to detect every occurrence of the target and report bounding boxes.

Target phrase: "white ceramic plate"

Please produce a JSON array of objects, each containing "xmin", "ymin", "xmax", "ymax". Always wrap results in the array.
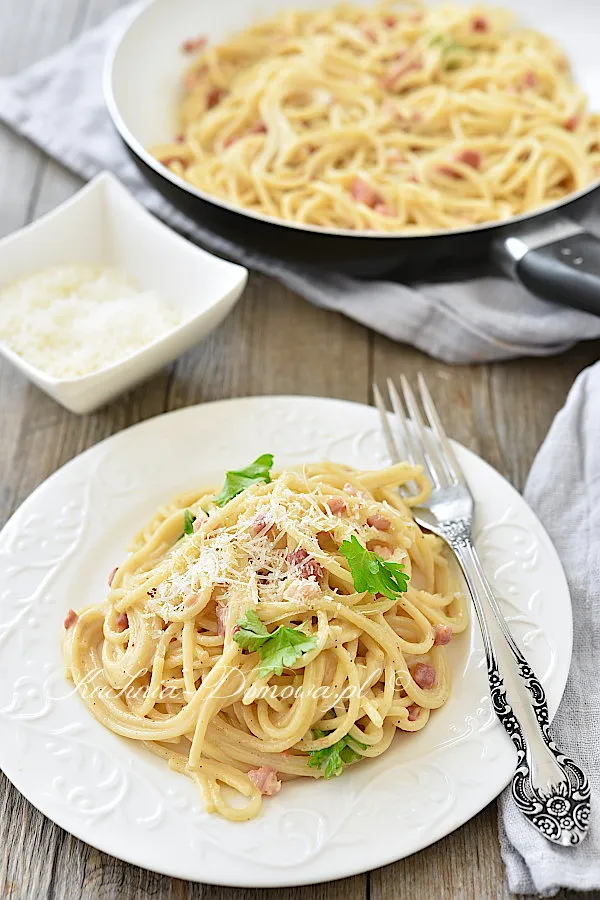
[{"xmin": 0, "ymin": 396, "xmax": 571, "ymax": 887}]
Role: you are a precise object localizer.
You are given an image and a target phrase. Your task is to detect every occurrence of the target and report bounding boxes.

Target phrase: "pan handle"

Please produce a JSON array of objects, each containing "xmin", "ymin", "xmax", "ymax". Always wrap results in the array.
[{"xmin": 492, "ymin": 219, "xmax": 600, "ymax": 316}]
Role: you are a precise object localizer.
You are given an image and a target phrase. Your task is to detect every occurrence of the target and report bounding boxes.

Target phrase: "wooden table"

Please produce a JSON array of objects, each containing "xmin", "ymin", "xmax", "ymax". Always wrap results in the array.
[{"xmin": 0, "ymin": 2, "xmax": 598, "ymax": 898}]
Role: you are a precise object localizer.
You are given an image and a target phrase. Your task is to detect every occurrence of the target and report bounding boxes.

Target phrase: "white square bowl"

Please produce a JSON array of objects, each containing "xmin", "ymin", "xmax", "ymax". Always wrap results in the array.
[{"xmin": 0, "ymin": 172, "xmax": 248, "ymax": 414}]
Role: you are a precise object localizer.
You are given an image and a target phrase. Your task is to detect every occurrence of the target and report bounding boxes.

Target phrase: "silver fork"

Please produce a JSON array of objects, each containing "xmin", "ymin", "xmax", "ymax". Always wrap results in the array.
[{"xmin": 373, "ymin": 373, "xmax": 590, "ymax": 846}]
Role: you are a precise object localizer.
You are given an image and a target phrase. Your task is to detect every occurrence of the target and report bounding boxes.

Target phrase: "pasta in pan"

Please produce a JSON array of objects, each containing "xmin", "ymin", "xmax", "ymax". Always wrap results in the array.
[
  {"xmin": 151, "ymin": 1, "xmax": 600, "ymax": 233},
  {"xmin": 64, "ymin": 458, "xmax": 468, "ymax": 821}
]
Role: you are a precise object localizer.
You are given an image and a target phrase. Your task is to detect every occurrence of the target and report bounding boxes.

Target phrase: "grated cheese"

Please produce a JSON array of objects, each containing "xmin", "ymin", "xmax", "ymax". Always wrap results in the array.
[{"xmin": 0, "ymin": 264, "xmax": 182, "ymax": 379}]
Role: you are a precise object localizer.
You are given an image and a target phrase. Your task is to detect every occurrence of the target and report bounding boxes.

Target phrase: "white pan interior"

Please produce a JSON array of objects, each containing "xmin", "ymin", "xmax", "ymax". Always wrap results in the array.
[{"xmin": 106, "ymin": 0, "xmax": 600, "ymax": 237}]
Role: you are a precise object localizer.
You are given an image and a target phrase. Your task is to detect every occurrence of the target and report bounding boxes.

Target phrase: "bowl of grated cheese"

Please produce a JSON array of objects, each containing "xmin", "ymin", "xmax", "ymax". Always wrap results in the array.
[{"xmin": 0, "ymin": 172, "xmax": 247, "ymax": 414}]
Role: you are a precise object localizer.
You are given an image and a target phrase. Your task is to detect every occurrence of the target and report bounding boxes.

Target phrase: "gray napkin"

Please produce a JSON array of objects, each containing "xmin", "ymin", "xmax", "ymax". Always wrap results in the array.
[
  {"xmin": 2, "ymin": 4, "xmax": 600, "ymax": 363},
  {"xmin": 498, "ymin": 359, "xmax": 600, "ymax": 896}
]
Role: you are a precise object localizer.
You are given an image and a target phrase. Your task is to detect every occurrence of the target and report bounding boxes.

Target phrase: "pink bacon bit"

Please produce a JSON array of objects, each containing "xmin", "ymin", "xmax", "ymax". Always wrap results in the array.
[
  {"xmin": 407, "ymin": 703, "xmax": 421, "ymax": 721},
  {"xmin": 455, "ymin": 148, "xmax": 481, "ymax": 169},
  {"xmin": 367, "ymin": 513, "xmax": 391, "ymax": 531},
  {"xmin": 63, "ymin": 609, "xmax": 78, "ymax": 630},
  {"xmin": 360, "ymin": 22, "xmax": 378, "ymax": 42},
  {"xmin": 249, "ymin": 512, "xmax": 276, "ymax": 538},
  {"xmin": 247, "ymin": 120, "xmax": 267, "ymax": 135},
  {"xmin": 343, "ymin": 482, "xmax": 364, "ymax": 497},
  {"xmin": 216, "ymin": 603, "xmax": 228, "ymax": 636},
  {"xmin": 366, "ymin": 541, "xmax": 393, "ymax": 559},
  {"xmin": 193, "ymin": 516, "xmax": 203, "ymax": 533},
  {"xmin": 433, "ymin": 624, "xmax": 453, "ymax": 646},
  {"xmin": 564, "ymin": 115, "xmax": 580, "ymax": 132},
  {"xmin": 522, "ymin": 70, "xmax": 538, "ymax": 89},
  {"xmin": 115, "ymin": 612, "xmax": 129, "ymax": 632},
  {"xmin": 412, "ymin": 662, "xmax": 437, "ymax": 689},
  {"xmin": 247, "ymin": 766, "xmax": 282, "ymax": 796},
  {"xmin": 381, "ymin": 57, "xmax": 423, "ymax": 91},
  {"xmin": 108, "ymin": 566, "xmax": 118, "ymax": 588},
  {"xmin": 350, "ymin": 176, "xmax": 384, "ymax": 209},
  {"xmin": 471, "ymin": 15, "xmax": 489, "ymax": 32},
  {"xmin": 286, "ymin": 547, "xmax": 324, "ymax": 580},
  {"xmin": 206, "ymin": 87, "xmax": 226, "ymax": 109},
  {"xmin": 326, "ymin": 497, "xmax": 348, "ymax": 515},
  {"xmin": 181, "ymin": 35, "xmax": 207, "ymax": 54},
  {"xmin": 383, "ymin": 14, "xmax": 398, "ymax": 28},
  {"xmin": 374, "ymin": 202, "xmax": 395, "ymax": 216}
]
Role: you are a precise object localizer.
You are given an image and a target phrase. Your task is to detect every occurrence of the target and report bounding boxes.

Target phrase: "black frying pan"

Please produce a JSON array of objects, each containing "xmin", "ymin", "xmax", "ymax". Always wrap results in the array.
[{"xmin": 105, "ymin": 0, "xmax": 600, "ymax": 314}]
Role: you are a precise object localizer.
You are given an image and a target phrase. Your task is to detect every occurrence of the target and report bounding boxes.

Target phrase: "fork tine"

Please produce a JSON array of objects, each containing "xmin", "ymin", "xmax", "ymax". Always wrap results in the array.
[
  {"xmin": 372, "ymin": 383, "xmax": 402, "ymax": 464},
  {"xmin": 417, "ymin": 373, "xmax": 465, "ymax": 486},
  {"xmin": 399, "ymin": 374, "xmax": 448, "ymax": 488},
  {"xmin": 386, "ymin": 377, "xmax": 421, "ymax": 467}
]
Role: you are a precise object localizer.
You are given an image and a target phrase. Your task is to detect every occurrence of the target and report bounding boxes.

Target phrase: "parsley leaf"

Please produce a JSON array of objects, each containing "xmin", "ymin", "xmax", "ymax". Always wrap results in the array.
[
  {"xmin": 183, "ymin": 509, "xmax": 196, "ymax": 534},
  {"xmin": 258, "ymin": 628, "xmax": 317, "ymax": 678},
  {"xmin": 339, "ymin": 535, "xmax": 409, "ymax": 600},
  {"xmin": 215, "ymin": 453, "xmax": 274, "ymax": 507},
  {"xmin": 232, "ymin": 608, "xmax": 271, "ymax": 651},
  {"xmin": 307, "ymin": 730, "xmax": 367, "ymax": 778},
  {"xmin": 233, "ymin": 609, "xmax": 317, "ymax": 676},
  {"xmin": 176, "ymin": 508, "xmax": 197, "ymax": 541}
]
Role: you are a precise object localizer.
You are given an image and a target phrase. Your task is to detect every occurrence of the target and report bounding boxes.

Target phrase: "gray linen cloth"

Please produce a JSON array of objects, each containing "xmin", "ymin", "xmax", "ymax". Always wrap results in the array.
[
  {"xmin": 0, "ymin": 11, "xmax": 599, "ymax": 891},
  {"xmin": 2, "ymin": 4, "xmax": 600, "ymax": 364},
  {"xmin": 499, "ymin": 360, "xmax": 600, "ymax": 895}
]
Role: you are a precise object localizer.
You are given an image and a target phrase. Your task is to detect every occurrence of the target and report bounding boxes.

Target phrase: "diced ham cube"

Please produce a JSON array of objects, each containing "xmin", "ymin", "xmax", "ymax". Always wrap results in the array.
[
  {"xmin": 471, "ymin": 16, "xmax": 489, "ymax": 32},
  {"xmin": 433, "ymin": 624, "xmax": 453, "ymax": 645},
  {"xmin": 360, "ymin": 22, "xmax": 378, "ymax": 42},
  {"xmin": 216, "ymin": 603, "xmax": 227, "ymax": 636},
  {"xmin": 249, "ymin": 513, "xmax": 275, "ymax": 537},
  {"xmin": 326, "ymin": 497, "xmax": 348, "ymax": 515},
  {"xmin": 407, "ymin": 703, "xmax": 421, "ymax": 721},
  {"xmin": 367, "ymin": 513, "xmax": 391, "ymax": 531},
  {"xmin": 382, "ymin": 57, "xmax": 423, "ymax": 90},
  {"xmin": 181, "ymin": 35, "xmax": 207, "ymax": 54},
  {"xmin": 286, "ymin": 548, "xmax": 324, "ymax": 580},
  {"xmin": 247, "ymin": 766, "xmax": 282, "ymax": 795},
  {"xmin": 564, "ymin": 115, "xmax": 579, "ymax": 131},
  {"xmin": 366, "ymin": 541, "xmax": 393, "ymax": 559},
  {"xmin": 108, "ymin": 566, "xmax": 118, "ymax": 587},
  {"xmin": 207, "ymin": 87, "xmax": 226, "ymax": 108},
  {"xmin": 455, "ymin": 148, "xmax": 481, "ymax": 169},
  {"xmin": 523, "ymin": 70, "xmax": 537, "ymax": 88},
  {"xmin": 63, "ymin": 609, "xmax": 78, "ymax": 629},
  {"xmin": 412, "ymin": 662, "xmax": 437, "ymax": 689},
  {"xmin": 248, "ymin": 120, "xmax": 267, "ymax": 135},
  {"xmin": 283, "ymin": 577, "xmax": 322, "ymax": 602},
  {"xmin": 350, "ymin": 177, "xmax": 384, "ymax": 209},
  {"xmin": 115, "ymin": 612, "xmax": 129, "ymax": 632},
  {"xmin": 383, "ymin": 14, "xmax": 398, "ymax": 28}
]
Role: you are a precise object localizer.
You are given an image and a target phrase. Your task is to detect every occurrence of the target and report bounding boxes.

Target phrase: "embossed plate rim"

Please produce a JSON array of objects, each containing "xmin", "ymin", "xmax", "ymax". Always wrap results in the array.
[{"xmin": 0, "ymin": 395, "xmax": 572, "ymax": 887}]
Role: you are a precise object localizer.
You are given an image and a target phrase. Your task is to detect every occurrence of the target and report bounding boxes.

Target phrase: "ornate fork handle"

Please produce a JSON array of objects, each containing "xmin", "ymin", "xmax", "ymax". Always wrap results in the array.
[{"xmin": 440, "ymin": 519, "xmax": 591, "ymax": 846}]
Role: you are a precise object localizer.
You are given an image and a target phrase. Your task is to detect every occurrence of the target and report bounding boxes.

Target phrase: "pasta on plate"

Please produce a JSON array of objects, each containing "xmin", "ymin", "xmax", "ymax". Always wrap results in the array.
[
  {"xmin": 64, "ymin": 457, "xmax": 468, "ymax": 821},
  {"xmin": 151, "ymin": 1, "xmax": 600, "ymax": 233}
]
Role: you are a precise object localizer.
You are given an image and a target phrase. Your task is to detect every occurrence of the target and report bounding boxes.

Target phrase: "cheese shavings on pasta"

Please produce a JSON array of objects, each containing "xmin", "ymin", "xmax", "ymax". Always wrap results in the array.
[{"xmin": 64, "ymin": 459, "xmax": 468, "ymax": 821}]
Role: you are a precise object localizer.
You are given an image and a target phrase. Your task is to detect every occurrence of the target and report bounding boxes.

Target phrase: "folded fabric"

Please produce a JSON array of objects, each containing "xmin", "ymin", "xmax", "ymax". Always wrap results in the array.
[
  {"xmin": 1, "ymin": 3, "xmax": 600, "ymax": 364},
  {"xmin": 498, "ymin": 359, "xmax": 600, "ymax": 896}
]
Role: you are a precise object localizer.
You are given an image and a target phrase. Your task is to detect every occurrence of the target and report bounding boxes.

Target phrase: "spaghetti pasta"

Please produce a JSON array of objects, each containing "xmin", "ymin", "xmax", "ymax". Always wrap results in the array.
[
  {"xmin": 64, "ymin": 460, "xmax": 468, "ymax": 821},
  {"xmin": 151, "ymin": 1, "xmax": 600, "ymax": 233}
]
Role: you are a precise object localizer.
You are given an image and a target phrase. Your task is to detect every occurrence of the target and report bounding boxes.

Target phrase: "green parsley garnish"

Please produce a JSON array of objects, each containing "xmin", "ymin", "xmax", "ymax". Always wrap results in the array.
[
  {"xmin": 177, "ymin": 508, "xmax": 197, "ymax": 541},
  {"xmin": 183, "ymin": 509, "xmax": 196, "ymax": 534},
  {"xmin": 429, "ymin": 33, "xmax": 463, "ymax": 52},
  {"xmin": 339, "ymin": 535, "xmax": 409, "ymax": 600},
  {"xmin": 307, "ymin": 729, "xmax": 367, "ymax": 778},
  {"xmin": 233, "ymin": 608, "xmax": 317, "ymax": 678},
  {"xmin": 215, "ymin": 454, "xmax": 274, "ymax": 507}
]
